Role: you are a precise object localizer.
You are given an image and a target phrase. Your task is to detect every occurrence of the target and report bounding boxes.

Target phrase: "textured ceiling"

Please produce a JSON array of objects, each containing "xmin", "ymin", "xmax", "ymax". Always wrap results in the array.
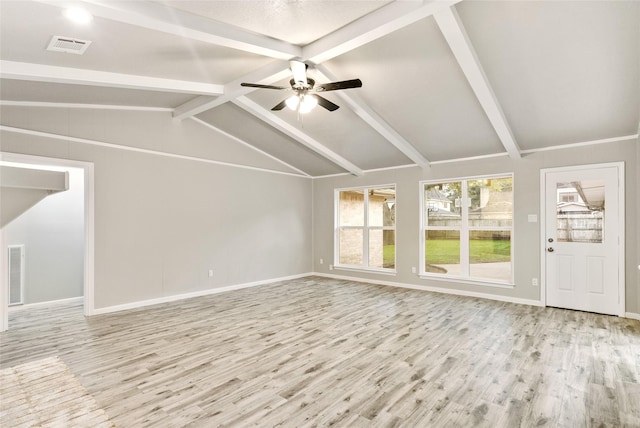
[
  {"xmin": 0, "ymin": 1, "xmax": 272, "ymax": 83},
  {"xmin": 0, "ymin": 0, "xmax": 638, "ymax": 177},
  {"xmin": 155, "ymin": 1, "xmax": 392, "ymax": 45}
]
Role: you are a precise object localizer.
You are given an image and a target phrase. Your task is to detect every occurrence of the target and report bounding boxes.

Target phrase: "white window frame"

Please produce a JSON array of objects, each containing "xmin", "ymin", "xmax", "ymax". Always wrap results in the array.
[
  {"xmin": 334, "ymin": 184, "xmax": 396, "ymax": 274},
  {"xmin": 419, "ymin": 174, "xmax": 514, "ymax": 286}
]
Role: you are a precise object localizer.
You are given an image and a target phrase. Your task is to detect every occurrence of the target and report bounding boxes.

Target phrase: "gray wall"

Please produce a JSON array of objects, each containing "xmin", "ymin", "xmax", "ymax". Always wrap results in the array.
[
  {"xmin": 312, "ymin": 139, "xmax": 639, "ymax": 314},
  {"xmin": 1, "ymin": 106, "xmax": 312, "ymax": 310},
  {"xmin": 1, "ymin": 105, "xmax": 636, "ymax": 314},
  {"xmin": 637, "ymin": 137, "xmax": 640, "ymax": 313},
  {"xmin": 5, "ymin": 166, "xmax": 84, "ymax": 304}
]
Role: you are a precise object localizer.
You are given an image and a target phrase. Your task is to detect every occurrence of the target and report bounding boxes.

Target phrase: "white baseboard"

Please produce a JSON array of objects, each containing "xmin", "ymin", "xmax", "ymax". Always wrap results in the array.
[
  {"xmin": 312, "ymin": 272, "xmax": 544, "ymax": 307},
  {"xmin": 85, "ymin": 271, "xmax": 631, "ymax": 318},
  {"xmin": 8, "ymin": 296, "xmax": 83, "ymax": 311},
  {"xmin": 90, "ymin": 273, "xmax": 312, "ymax": 316}
]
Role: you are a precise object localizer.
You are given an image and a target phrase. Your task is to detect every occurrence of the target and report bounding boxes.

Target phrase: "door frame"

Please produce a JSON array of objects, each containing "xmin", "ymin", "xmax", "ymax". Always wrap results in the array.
[
  {"xmin": 0, "ymin": 152, "xmax": 95, "ymax": 331},
  {"xmin": 539, "ymin": 161, "xmax": 625, "ymax": 316}
]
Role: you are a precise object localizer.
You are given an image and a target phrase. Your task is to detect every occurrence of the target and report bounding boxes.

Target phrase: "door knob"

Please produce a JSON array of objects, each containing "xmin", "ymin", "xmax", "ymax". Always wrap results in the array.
[
  {"xmin": 547, "ymin": 247, "xmax": 554, "ymax": 252},
  {"xmin": 548, "ymin": 238, "xmax": 554, "ymax": 243}
]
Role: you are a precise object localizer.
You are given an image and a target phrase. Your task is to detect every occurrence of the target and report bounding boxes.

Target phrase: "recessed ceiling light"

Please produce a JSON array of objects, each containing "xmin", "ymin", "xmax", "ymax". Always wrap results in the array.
[{"xmin": 63, "ymin": 7, "xmax": 93, "ymax": 25}]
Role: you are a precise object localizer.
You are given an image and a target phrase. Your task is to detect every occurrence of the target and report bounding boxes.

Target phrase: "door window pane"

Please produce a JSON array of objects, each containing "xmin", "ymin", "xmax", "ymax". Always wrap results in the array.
[
  {"xmin": 425, "ymin": 230, "xmax": 460, "ymax": 275},
  {"xmin": 469, "ymin": 230, "xmax": 511, "ymax": 281},
  {"xmin": 556, "ymin": 180, "xmax": 604, "ymax": 243},
  {"xmin": 467, "ymin": 178, "xmax": 513, "ymax": 227}
]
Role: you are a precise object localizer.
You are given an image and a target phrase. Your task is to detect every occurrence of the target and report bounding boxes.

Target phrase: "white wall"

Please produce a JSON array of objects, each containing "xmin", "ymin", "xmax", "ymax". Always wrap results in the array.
[
  {"xmin": 0, "ymin": 107, "xmax": 313, "ymax": 311},
  {"xmin": 312, "ymin": 139, "xmax": 639, "ymax": 314},
  {"xmin": 5, "ymin": 166, "xmax": 84, "ymax": 304}
]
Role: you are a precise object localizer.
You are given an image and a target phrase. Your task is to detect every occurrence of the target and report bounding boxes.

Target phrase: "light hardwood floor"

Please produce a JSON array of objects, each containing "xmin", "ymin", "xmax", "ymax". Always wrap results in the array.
[{"xmin": 1, "ymin": 276, "xmax": 639, "ymax": 427}]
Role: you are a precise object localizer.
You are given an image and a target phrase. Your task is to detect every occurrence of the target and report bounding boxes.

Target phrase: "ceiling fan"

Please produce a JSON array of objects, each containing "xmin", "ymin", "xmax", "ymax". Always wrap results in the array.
[{"xmin": 241, "ymin": 60, "xmax": 362, "ymax": 114}]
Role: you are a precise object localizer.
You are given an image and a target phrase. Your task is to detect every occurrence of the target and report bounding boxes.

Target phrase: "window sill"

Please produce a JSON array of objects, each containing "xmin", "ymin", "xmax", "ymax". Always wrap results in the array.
[
  {"xmin": 334, "ymin": 265, "xmax": 397, "ymax": 276},
  {"xmin": 418, "ymin": 273, "xmax": 515, "ymax": 289}
]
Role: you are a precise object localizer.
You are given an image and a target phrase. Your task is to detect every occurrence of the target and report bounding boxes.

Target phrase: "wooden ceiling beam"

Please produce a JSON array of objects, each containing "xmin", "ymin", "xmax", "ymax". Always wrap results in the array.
[
  {"xmin": 0, "ymin": 60, "xmax": 223, "ymax": 96},
  {"xmin": 232, "ymin": 97, "xmax": 364, "ymax": 176},
  {"xmin": 303, "ymin": 0, "xmax": 461, "ymax": 64},
  {"xmin": 434, "ymin": 7, "xmax": 521, "ymax": 159},
  {"xmin": 173, "ymin": 60, "xmax": 291, "ymax": 120},
  {"xmin": 314, "ymin": 65, "xmax": 430, "ymax": 169},
  {"xmin": 36, "ymin": 0, "xmax": 301, "ymax": 60}
]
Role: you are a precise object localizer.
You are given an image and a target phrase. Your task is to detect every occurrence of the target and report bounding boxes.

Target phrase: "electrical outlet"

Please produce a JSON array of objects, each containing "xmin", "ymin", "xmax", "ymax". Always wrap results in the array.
[
  {"xmin": 411, "ymin": 267, "xmax": 417, "ymax": 274},
  {"xmin": 329, "ymin": 265, "xmax": 334, "ymax": 271},
  {"xmin": 208, "ymin": 269, "xmax": 214, "ymax": 278},
  {"xmin": 320, "ymin": 258, "xmax": 324, "ymax": 265},
  {"xmin": 532, "ymin": 278, "xmax": 538, "ymax": 286}
]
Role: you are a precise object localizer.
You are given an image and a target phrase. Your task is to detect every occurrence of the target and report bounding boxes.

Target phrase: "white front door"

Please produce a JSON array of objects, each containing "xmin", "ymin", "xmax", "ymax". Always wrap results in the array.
[{"xmin": 543, "ymin": 163, "xmax": 623, "ymax": 316}]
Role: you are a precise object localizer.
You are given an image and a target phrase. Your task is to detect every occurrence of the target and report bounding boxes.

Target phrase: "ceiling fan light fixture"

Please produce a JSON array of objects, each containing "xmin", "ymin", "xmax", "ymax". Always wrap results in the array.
[
  {"xmin": 285, "ymin": 95, "xmax": 300, "ymax": 111},
  {"xmin": 242, "ymin": 60, "xmax": 360, "ymax": 114},
  {"xmin": 299, "ymin": 95, "xmax": 318, "ymax": 114}
]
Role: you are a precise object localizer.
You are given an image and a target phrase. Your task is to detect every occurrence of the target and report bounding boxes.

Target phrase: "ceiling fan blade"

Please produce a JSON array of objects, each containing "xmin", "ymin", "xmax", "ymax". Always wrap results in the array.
[
  {"xmin": 241, "ymin": 83, "xmax": 288, "ymax": 90},
  {"xmin": 290, "ymin": 60, "xmax": 307, "ymax": 87},
  {"xmin": 315, "ymin": 79, "xmax": 362, "ymax": 92},
  {"xmin": 271, "ymin": 99, "xmax": 288, "ymax": 111},
  {"xmin": 314, "ymin": 95, "xmax": 340, "ymax": 112}
]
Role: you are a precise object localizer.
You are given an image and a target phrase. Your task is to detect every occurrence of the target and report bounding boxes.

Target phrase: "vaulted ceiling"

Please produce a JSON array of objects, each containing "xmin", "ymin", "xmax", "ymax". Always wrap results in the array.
[{"xmin": 1, "ymin": 1, "xmax": 638, "ymax": 177}]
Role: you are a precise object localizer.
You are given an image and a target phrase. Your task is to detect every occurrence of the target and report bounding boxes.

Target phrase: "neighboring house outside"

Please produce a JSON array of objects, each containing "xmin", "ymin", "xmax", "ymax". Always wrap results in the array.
[{"xmin": 425, "ymin": 186, "xmax": 454, "ymax": 214}]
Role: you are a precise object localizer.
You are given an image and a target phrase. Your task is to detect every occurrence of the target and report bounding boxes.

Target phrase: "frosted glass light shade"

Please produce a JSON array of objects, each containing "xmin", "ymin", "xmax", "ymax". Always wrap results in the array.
[
  {"xmin": 299, "ymin": 95, "xmax": 318, "ymax": 114},
  {"xmin": 285, "ymin": 96, "xmax": 299, "ymax": 110}
]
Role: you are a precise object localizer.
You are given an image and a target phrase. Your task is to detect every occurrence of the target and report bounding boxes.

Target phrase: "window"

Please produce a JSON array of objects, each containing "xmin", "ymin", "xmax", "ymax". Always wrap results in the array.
[
  {"xmin": 556, "ymin": 181, "xmax": 603, "ymax": 243},
  {"xmin": 560, "ymin": 193, "xmax": 578, "ymax": 203},
  {"xmin": 335, "ymin": 185, "xmax": 395, "ymax": 271},
  {"xmin": 420, "ymin": 175, "xmax": 513, "ymax": 283}
]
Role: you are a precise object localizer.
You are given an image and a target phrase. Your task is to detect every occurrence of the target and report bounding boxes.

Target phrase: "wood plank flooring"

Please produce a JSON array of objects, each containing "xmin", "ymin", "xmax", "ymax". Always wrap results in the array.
[
  {"xmin": 1, "ymin": 276, "xmax": 639, "ymax": 427},
  {"xmin": 0, "ymin": 356, "xmax": 115, "ymax": 427}
]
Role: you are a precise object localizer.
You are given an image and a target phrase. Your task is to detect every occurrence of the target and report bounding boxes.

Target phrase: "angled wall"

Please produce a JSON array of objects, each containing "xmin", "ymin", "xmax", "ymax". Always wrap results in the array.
[
  {"xmin": 1, "ymin": 106, "xmax": 312, "ymax": 310},
  {"xmin": 0, "ymin": 165, "xmax": 68, "ymax": 227}
]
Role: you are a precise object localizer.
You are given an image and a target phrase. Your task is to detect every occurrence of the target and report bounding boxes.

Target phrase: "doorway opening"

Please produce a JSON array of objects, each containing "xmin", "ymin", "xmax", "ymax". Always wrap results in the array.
[{"xmin": 1, "ymin": 153, "xmax": 94, "ymax": 331}]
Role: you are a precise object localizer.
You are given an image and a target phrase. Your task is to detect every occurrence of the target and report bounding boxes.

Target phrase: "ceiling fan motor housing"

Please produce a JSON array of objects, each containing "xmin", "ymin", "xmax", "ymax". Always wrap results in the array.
[{"xmin": 291, "ymin": 77, "xmax": 315, "ymax": 91}]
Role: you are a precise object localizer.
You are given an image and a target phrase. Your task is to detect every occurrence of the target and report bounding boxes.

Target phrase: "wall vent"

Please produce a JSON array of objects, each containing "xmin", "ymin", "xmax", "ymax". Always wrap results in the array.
[
  {"xmin": 8, "ymin": 245, "xmax": 25, "ymax": 306},
  {"xmin": 47, "ymin": 35, "xmax": 92, "ymax": 55}
]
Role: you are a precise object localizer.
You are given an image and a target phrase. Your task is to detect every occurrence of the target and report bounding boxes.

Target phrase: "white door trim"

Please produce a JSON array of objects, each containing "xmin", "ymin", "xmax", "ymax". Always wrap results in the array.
[
  {"xmin": 539, "ymin": 161, "xmax": 625, "ymax": 316},
  {"xmin": 0, "ymin": 152, "xmax": 95, "ymax": 331}
]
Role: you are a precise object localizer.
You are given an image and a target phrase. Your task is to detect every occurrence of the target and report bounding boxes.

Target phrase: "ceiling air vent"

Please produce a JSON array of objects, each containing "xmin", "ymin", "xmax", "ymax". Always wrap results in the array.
[{"xmin": 46, "ymin": 35, "xmax": 92, "ymax": 55}]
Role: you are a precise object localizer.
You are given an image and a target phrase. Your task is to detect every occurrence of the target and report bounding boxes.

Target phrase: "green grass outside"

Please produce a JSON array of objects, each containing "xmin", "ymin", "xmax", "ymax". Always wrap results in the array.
[
  {"xmin": 468, "ymin": 239, "xmax": 511, "ymax": 263},
  {"xmin": 383, "ymin": 245, "xmax": 395, "ymax": 267},
  {"xmin": 382, "ymin": 239, "xmax": 510, "ymax": 266}
]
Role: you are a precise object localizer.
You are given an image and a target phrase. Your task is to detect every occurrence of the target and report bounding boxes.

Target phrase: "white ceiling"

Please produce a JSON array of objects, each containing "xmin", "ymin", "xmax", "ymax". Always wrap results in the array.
[
  {"xmin": 1, "ymin": 0, "xmax": 638, "ymax": 177},
  {"xmin": 157, "ymin": 1, "xmax": 393, "ymax": 45}
]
